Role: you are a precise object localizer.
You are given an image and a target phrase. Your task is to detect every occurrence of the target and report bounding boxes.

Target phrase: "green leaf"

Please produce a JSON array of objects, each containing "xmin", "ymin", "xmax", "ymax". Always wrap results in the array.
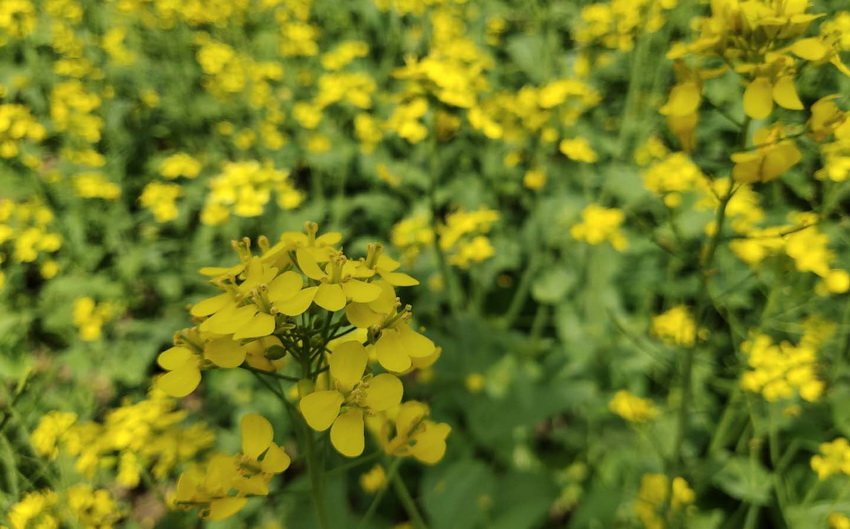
[
  {"xmin": 422, "ymin": 459, "xmax": 496, "ymax": 529},
  {"xmin": 713, "ymin": 455, "xmax": 772, "ymax": 506},
  {"xmin": 531, "ymin": 267, "xmax": 575, "ymax": 304}
]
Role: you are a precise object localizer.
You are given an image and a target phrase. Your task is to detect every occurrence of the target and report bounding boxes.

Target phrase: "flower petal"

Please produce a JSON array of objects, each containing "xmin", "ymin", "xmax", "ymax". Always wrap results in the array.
[
  {"xmin": 205, "ymin": 337, "xmax": 247, "ymax": 368},
  {"xmin": 233, "ymin": 312, "xmax": 276, "ymax": 340},
  {"xmin": 267, "ymin": 271, "xmax": 304, "ymax": 303},
  {"xmin": 296, "ymin": 248, "xmax": 326, "ymax": 280},
  {"xmin": 743, "ymin": 77, "xmax": 773, "ymax": 119},
  {"xmin": 330, "ymin": 408, "xmax": 365, "ymax": 457},
  {"xmin": 397, "ymin": 324, "xmax": 436, "ymax": 357},
  {"xmin": 157, "ymin": 346, "xmax": 194, "ymax": 370},
  {"xmin": 261, "ymin": 443, "xmax": 291, "ymax": 474},
  {"xmin": 791, "ymin": 38, "xmax": 829, "ymax": 61},
  {"xmin": 241, "ymin": 413, "xmax": 274, "ymax": 460},
  {"xmin": 190, "ymin": 293, "xmax": 233, "ymax": 317},
  {"xmin": 363, "ymin": 374, "xmax": 403, "ymax": 412},
  {"xmin": 410, "ymin": 422, "xmax": 452, "ymax": 464},
  {"xmin": 329, "ymin": 341, "xmax": 367, "ymax": 392},
  {"xmin": 300, "ymin": 390, "xmax": 344, "ymax": 431},
  {"xmin": 314, "ymin": 283, "xmax": 346, "ymax": 312},
  {"xmin": 381, "ymin": 272, "xmax": 419, "ymax": 286},
  {"xmin": 157, "ymin": 365, "xmax": 201, "ymax": 397},
  {"xmin": 208, "ymin": 497, "xmax": 248, "ymax": 521},
  {"xmin": 341, "ymin": 279, "xmax": 382, "ymax": 303},
  {"xmin": 772, "ymin": 76, "xmax": 804, "ymax": 110},
  {"xmin": 375, "ymin": 332, "xmax": 412, "ymax": 372},
  {"xmin": 346, "ymin": 302, "xmax": 383, "ymax": 328},
  {"xmin": 276, "ymin": 286, "xmax": 317, "ymax": 316}
]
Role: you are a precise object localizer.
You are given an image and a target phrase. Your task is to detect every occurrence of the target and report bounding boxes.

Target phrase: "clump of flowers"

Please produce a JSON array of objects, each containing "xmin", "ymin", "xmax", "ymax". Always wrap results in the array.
[
  {"xmin": 31, "ymin": 392, "xmax": 215, "ymax": 487},
  {"xmin": 571, "ymin": 204, "xmax": 628, "ymax": 251},
  {"xmin": 609, "ymin": 390, "xmax": 658, "ymax": 423},
  {"xmin": 72, "ymin": 296, "xmax": 116, "ymax": 341},
  {"xmin": 651, "ymin": 305, "xmax": 698, "ymax": 347},
  {"xmin": 438, "ymin": 208, "xmax": 499, "ymax": 269},
  {"xmin": 0, "ymin": 198, "xmax": 62, "ymax": 286},
  {"xmin": 2, "ymin": 485, "xmax": 122, "ymax": 529},
  {"xmin": 200, "ymin": 160, "xmax": 303, "ymax": 225},
  {"xmin": 740, "ymin": 333, "xmax": 824, "ymax": 402},
  {"xmin": 811, "ymin": 438, "xmax": 850, "ymax": 480},
  {"xmin": 635, "ymin": 473, "xmax": 695, "ymax": 529},
  {"xmin": 154, "ymin": 223, "xmax": 450, "ymax": 521}
]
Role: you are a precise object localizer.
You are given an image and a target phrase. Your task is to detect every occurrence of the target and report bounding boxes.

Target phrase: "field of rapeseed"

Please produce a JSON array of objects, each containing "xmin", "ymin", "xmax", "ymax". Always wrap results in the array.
[{"xmin": 2, "ymin": 0, "xmax": 850, "ymax": 527}]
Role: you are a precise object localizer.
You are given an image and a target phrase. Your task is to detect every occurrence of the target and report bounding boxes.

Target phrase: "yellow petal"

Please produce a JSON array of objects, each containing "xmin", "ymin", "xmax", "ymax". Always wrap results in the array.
[
  {"xmin": 375, "ymin": 333, "xmax": 412, "ymax": 372},
  {"xmin": 410, "ymin": 422, "xmax": 451, "ymax": 464},
  {"xmin": 314, "ymin": 283, "xmax": 346, "ymax": 311},
  {"xmin": 205, "ymin": 337, "xmax": 247, "ymax": 368},
  {"xmin": 199, "ymin": 263, "xmax": 244, "ymax": 277},
  {"xmin": 276, "ymin": 286, "xmax": 317, "ymax": 316},
  {"xmin": 363, "ymin": 373, "xmax": 403, "ymax": 412},
  {"xmin": 267, "ymin": 271, "xmax": 304, "ymax": 303},
  {"xmin": 241, "ymin": 413, "xmax": 273, "ymax": 460},
  {"xmin": 233, "ymin": 312, "xmax": 276, "ymax": 340},
  {"xmin": 772, "ymin": 76, "xmax": 804, "ymax": 110},
  {"xmin": 377, "ymin": 254, "xmax": 401, "ymax": 272},
  {"xmin": 261, "ymin": 443, "xmax": 291, "ymax": 474},
  {"xmin": 330, "ymin": 408, "xmax": 365, "ymax": 457},
  {"xmin": 345, "ymin": 302, "xmax": 383, "ymax": 328},
  {"xmin": 200, "ymin": 304, "xmax": 256, "ymax": 334},
  {"xmin": 791, "ymin": 38, "xmax": 828, "ymax": 61},
  {"xmin": 157, "ymin": 365, "xmax": 201, "ymax": 397},
  {"xmin": 157, "ymin": 346, "xmax": 194, "ymax": 370},
  {"xmin": 208, "ymin": 497, "xmax": 248, "ymax": 520},
  {"xmin": 341, "ymin": 279, "xmax": 382, "ymax": 303},
  {"xmin": 732, "ymin": 160, "xmax": 761, "ymax": 184},
  {"xmin": 395, "ymin": 401, "xmax": 429, "ymax": 436},
  {"xmin": 190, "ymin": 293, "xmax": 232, "ymax": 317},
  {"xmin": 300, "ymin": 390, "xmax": 344, "ymax": 431},
  {"xmin": 329, "ymin": 341, "xmax": 367, "ymax": 392},
  {"xmin": 381, "ymin": 271, "xmax": 420, "ymax": 286},
  {"xmin": 396, "ymin": 324, "xmax": 436, "ymax": 357},
  {"xmin": 659, "ymin": 81, "xmax": 701, "ymax": 117},
  {"xmin": 296, "ymin": 248, "xmax": 326, "ymax": 280},
  {"xmin": 743, "ymin": 77, "xmax": 774, "ymax": 119}
]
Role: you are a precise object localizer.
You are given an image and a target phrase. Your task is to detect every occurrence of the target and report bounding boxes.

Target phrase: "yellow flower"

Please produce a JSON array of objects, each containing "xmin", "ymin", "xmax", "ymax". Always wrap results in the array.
[
  {"xmin": 360, "ymin": 464, "xmax": 387, "ymax": 493},
  {"xmin": 175, "ymin": 413, "xmax": 289, "ymax": 520},
  {"xmin": 559, "ymin": 137, "xmax": 598, "ymax": 163},
  {"xmin": 609, "ymin": 390, "xmax": 658, "ymax": 423},
  {"xmin": 72, "ymin": 296, "xmax": 115, "ymax": 341},
  {"xmin": 651, "ymin": 305, "xmax": 698, "ymax": 347},
  {"xmin": 570, "ymin": 204, "xmax": 628, "ymax": 251},
  {"xmin": 811, "ymin": 438, "xmax": 850, "ymax": 480},
  {"xmin": 160, "ymin": 152, "xmax": 202, "ymax": 179},
  {"xmin": 635, "ymin": 474, "xmax": 694, "ymax": 529},
  {"xmin": 140, "ymin": 182, "xmax": 182, "ymax": 222},
  {"xmin": 731, "ymin": 125, "xmax": 802, "ymax": 184},
  {"xmin": 740, "ymin": 333, "xmax": 824, "ymax": 402},
  {"xmin": 830, "ymin": 513, "xmax": 850, "ymax": 529},
  {"xmin": 300, "ymin": 341, "xmax": 403, "ymax": 457},
  {"xmin": 378, "ymin": 401, "xmax": 451, "ymax": 464}
]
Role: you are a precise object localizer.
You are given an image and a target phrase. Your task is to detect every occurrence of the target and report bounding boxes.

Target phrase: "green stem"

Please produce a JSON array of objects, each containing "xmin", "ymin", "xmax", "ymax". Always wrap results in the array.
[
  {"xmin": 391, "ymin": 470, "xmax": 430, "ymax": 529},
  {"xmin": 305, "ymin": 428, "xmax": 331, "ymax": 529}
]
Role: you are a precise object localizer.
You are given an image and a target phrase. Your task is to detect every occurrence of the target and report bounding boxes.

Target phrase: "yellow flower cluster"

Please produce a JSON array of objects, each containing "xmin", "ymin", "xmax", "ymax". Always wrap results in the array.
[
  {"xmin": 154, "ymin": 224, "xmax": 449, "ymax": 466},
  {"xmin": 575, "ymin": 0, "xmax": 678, "ymax": 52},
  {"xmin": 31, "ymin": 393, "xmax": 214, "ymax": 487},
  {"xmin": 140, "ymin": 182, "xmax": 183, "ymax": 222},
  {"xmin": 651, "ymin": 305, "xmax": 698, "ymax": 347},
  {"xmin": 359, "ymin": 464, "xmax": 387, "ymax": 493},
  {"xmin": 811, "ymin": 438, "xmax": 850, "ymax": 480},
  {"xmin": 174, "ymin": 413, "xmax": 289, "ymax": 520},
  {"xmin": 609, "ymin": 390, "xmax": 658, "ymax": 423},
  {"xmin": 571, "ymin": 204, "xmax": 628, "ymax": 251},
  {"xmin": 0, "ymin": 199, "xmax": 61, "ymax": 271},
  {"xmin": 740, "ymin": 332, "xmax": 824, "ymax": 402},
  {"xmin": 50, "ymin": 80, "xmax": 104, "ymax": 143},
  {"xmin": 728, "ymin": 212, "xmax": 849, "ymax": 294},
  {"xmin": 642, "ymin": 153, "xmax": 704, "ymax": 208},
  {"xmin": 200, "ymin": 161, "xmax": 303, "ymax": 225},
  {"xmin": 559, "ymin": 137, "xmax": 598, "ymax": 163},
  {"xmin": 438, "ymin": 208, "xmax": 499, "ymax": 268},
  {"xmin": 635, "ymin": 473, "xmax": 695, "ymax": 529},
  {"xmin": 371, "ymin": 401, "xmax": 452, "ymax": 464},
  {"xmin": 664, "ymin": 0, "xmax": 850, "ymax": 164},
  {"xmin": 0, "ymin": 0, "xmax": 37, "ymax": 44},
  {"xmin": 391, "ymin": 212, "xmax": 435, "ymax": 262},
  {"xmin": 160, "ymin": 152, "xmax": 202, "ymax": 179},
  {"xmin": 72, "ymin": 172, "xmax": 121, "ymax": 200},
  {"xmin": 72, "ymin": 296, "xmax": 116, "ymax": 341},
  {"xmin": 2, "ymin": 485, "xmax": 121, "ymax": 529},
  {"xmin": 0, "ymin": 103, "xmax": 45, "ymax": 158}
]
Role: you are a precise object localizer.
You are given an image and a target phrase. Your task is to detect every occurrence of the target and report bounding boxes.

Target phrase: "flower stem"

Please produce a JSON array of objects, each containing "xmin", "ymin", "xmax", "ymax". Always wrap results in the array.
[
  {"xmin": 305, "ymin": 428, "xmax": 332, "ymax": 529},
  {"xmin": 391, "ymin": 469, "xmax": 430, "ymax": 529},
  {"xmin": 358, "ymin": 457, "xmax": 402, "ymax": 528}
]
